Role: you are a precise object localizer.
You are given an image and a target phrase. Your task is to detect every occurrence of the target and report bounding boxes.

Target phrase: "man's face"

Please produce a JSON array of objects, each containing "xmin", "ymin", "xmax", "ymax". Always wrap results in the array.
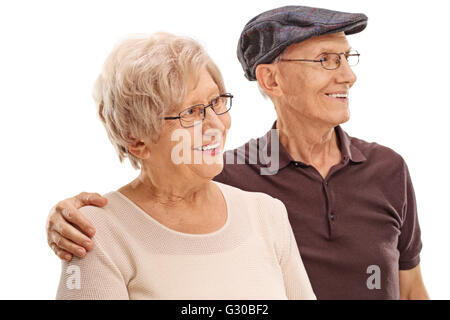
[{"xmin": 275, "ymin": 32, "xmax": 357, "ymax": 126}]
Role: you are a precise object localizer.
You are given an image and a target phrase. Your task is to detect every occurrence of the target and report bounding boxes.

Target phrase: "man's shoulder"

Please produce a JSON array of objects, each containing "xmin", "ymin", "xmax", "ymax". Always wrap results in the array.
[{"xmin": 349, "ymin": 134, "xmax": 406, "ymax": 168}]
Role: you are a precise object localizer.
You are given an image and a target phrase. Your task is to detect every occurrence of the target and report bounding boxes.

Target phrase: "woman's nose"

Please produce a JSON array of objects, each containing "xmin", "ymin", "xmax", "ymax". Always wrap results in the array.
[{"xmin": 202, "ymin": 107, "xmax": 224, "ymax": 129}]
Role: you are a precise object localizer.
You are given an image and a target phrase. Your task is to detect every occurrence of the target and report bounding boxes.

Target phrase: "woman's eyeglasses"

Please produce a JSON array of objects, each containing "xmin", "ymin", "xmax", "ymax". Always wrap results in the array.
[{"xmin": 164, "ymin": 93, "xmax": 233, "ymax": 128}]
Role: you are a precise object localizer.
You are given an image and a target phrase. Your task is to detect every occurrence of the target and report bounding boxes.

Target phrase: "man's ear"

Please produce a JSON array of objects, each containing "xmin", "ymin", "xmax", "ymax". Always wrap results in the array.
[
  {"xmin": 255, "ymin": 63, "xmax": 283, "ymax": 98},
  {"xmin": 126, "ymin": 136, "xmax": 151, "ymax": 160}
]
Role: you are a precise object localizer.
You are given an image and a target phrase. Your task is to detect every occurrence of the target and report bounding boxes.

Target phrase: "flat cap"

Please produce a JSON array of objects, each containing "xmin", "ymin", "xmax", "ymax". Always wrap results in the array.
[{"xmin": 237, "ymin": 5, "xmax": 368, "ymax": 81}]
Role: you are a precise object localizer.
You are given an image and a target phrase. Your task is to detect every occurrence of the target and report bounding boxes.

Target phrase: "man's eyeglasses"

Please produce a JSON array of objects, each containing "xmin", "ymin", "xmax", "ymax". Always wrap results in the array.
[
  {"xmin": 164, "ymin": 93, "xmax": 233, "ymax": 128},
  {"xmin": 278, "ymin": 50, "xmax": 360, "ymax": 70}
]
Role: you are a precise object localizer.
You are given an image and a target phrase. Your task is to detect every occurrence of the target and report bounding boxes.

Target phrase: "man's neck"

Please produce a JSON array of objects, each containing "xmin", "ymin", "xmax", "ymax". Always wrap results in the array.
[{"xmin": 276, "ymin": 114, "xmax": 342, "ymax": 174}]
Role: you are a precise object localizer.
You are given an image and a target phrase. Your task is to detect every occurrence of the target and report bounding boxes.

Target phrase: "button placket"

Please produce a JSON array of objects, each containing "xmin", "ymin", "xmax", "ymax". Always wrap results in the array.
[{"xmin": 322, "ymin": 180, "xmax": 336, "ymax": 239}]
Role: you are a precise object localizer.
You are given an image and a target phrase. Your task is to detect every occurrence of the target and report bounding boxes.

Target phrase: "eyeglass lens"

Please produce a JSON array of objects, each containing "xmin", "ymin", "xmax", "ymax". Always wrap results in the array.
[
  {"xmin": 321, "ymin": 51, "xmax": 359, "ymax": 69},
  {"xmin": 180, "ymin": 96, "xmax": 231, "ymax": 127}
]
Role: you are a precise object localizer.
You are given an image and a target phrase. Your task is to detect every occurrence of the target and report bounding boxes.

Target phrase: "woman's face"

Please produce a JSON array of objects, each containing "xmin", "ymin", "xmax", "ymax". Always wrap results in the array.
[{"xmin": 146, "ymin": 68, "xmax": 231, "ymax": 183}]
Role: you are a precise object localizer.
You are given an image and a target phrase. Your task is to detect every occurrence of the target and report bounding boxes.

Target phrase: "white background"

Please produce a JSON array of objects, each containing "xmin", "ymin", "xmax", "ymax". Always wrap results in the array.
[{"xmin": 0, "ymin": 0, "xmax": 448, "ymax": 299}]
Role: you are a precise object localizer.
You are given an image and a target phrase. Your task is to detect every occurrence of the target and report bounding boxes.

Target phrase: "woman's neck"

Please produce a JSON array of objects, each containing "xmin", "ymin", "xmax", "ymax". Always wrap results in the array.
[
  {"xmin": 118, "ymin": 168, "xmax": 227, "ymax": 235},
  {"xmin": 119, "ymin": 168, "xmax": 214, "ymax": 209}
]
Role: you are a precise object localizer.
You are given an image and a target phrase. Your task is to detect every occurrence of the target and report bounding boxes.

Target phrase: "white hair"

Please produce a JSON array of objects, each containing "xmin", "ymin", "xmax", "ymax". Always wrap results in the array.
[{"xmin": 92, "ymin": 32, "xmax": 225, "ymax": 169}]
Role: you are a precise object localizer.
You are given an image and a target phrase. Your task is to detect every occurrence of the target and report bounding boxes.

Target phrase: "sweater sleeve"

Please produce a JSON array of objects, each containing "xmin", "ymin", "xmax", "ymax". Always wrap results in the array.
[
  {"xmin": 275, "ymin": 199, "xmax": 316, "ymax": 300},
  {"xmin": 55, "ymin": 207, "xmax": 129, "ymax": 300}
]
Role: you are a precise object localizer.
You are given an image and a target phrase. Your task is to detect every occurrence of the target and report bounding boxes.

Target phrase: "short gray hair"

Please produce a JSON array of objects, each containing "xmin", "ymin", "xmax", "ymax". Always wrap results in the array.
[{"xmin": 93, "ymin": 32, "xmax": 225, "ymax": 169}]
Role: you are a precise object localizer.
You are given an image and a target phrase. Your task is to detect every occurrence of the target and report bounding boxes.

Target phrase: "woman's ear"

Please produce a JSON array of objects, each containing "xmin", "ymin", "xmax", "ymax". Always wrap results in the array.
[
  {"xmin": 126, "ymin": 136, "xmax": 151, "ymax": 160},
  {"xmin": 255, "ymin": 63, "xmax": 283, "ymax": 98}
]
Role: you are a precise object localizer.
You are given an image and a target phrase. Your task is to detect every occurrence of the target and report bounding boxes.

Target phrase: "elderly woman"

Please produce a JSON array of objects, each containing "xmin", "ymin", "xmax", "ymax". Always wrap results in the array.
[{"xmin": 55, "ymin": 32, "xmax": 315, "ymax": 300}]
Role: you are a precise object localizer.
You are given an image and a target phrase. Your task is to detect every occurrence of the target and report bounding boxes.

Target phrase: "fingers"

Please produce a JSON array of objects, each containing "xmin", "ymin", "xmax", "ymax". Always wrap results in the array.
[
  {"xmin": 75, "ymin": 192, "xmax": 108, "ymax": 208},
  {"xmin": 46, "ymin": 192, "xmax": 105, "ymax": 261},
  {"xmin": 49, "ymin": 214, "xmax": 94, "ymax": 251},
  {"xmin": 55, "ymin": 200, "xmax": 96, "ymax": 238},
  {"xmin": 50, "ymin": 242, "xmax": 73, "ymax": 262},
  {"xmin": 49, "ymin": 230, "xmax": 87, "ymax": 258}
]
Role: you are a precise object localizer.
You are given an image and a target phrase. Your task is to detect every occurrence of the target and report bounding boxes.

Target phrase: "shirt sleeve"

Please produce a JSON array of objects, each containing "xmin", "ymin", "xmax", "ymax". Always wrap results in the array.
[
  {"xmin": 55, "ymin": 233, "xmax": 129, "ymax": 300},
  {"xmin": 397, "ymin": 160, "xmax": 422, "ymax": 270},
  {"xmin": 274, "ymin": 199, "xmax": 316, "ymax": 300}
]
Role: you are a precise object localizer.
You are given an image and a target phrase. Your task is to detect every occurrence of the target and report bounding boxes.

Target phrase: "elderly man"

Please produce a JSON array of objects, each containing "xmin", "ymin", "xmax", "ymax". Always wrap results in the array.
[{"xmin": 46, "ymin": 6, "xmax": 428, "ymax": 299}]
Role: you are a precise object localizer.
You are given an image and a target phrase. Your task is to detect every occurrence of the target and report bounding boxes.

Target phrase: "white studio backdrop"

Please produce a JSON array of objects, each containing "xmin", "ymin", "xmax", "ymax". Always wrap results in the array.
[{"xmin": 0, "ymin": 0, "xmax": 448, "ymax": 299}]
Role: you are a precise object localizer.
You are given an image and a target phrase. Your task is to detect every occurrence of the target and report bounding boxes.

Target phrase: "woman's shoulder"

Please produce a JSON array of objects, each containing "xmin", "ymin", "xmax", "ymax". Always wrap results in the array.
[
  {"xmin": 79, "ymin": 191, "xmax": 118, "ymax": 219},
  {"xmin": 214, "ymin": 181, "xmax": 288, "ymax": 222},
  {"xmin": 215, "ymin": 180, "xmax": 276, "ymax": 199},
  {"xmin": 78, "ymin": 191, "xmax": 133, "ymax": 240}
]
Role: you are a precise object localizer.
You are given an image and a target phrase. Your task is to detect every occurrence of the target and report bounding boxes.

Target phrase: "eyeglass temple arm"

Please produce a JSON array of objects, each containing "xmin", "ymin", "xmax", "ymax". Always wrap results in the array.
[{"xmin": 279, "ymin": 58, "xmax": 323, "ymax": 62}]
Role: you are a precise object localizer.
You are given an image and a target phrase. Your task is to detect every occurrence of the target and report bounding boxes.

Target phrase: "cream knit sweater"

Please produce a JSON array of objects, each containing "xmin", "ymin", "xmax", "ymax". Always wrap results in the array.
[{"xmin": 56, "ymin": 181, "xmax": 316, "ymax": 300}]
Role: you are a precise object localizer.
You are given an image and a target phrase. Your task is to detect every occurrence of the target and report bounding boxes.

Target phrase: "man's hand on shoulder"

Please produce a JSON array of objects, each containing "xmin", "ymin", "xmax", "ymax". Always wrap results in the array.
[{"xmin": 46, "ymin": 192, "xmax": 107, "ymax": 262}]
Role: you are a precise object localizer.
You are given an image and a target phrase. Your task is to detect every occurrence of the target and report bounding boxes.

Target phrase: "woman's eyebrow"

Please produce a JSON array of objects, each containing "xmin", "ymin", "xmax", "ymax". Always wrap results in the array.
[
  {"xmin": 205, "ymin": 89, "xmax": 221, "ymax": 102},
  {"xmin": 186, "ymin": 90, "xmax": 220, "ymax": 107}
]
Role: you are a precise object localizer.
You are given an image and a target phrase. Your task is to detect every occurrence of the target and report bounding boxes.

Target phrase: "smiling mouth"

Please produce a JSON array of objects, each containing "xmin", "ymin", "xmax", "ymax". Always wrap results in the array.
[
  {"xmin": 325, "ymin": 92, "xmax": 349, "ymax": 100},
  {"xmin": 193, "ymin": 141, "xmax": 221, "ymax": 151}
]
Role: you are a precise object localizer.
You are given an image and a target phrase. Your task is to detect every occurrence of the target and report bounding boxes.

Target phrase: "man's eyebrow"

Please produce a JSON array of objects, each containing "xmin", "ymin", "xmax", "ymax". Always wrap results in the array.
[{"xmin": 315, "ymin": 47, "xmax": 352, "ymax": 56}]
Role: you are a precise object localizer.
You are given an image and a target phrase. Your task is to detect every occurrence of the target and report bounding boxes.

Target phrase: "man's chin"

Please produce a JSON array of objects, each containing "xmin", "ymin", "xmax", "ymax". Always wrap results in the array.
[
  {"xmin": 339, "ymin": 114, "xmax": 350, "ymax": 125},
  {"xmin": 330, "ymin": 109, "xmax": 351, "ymax": 126}
]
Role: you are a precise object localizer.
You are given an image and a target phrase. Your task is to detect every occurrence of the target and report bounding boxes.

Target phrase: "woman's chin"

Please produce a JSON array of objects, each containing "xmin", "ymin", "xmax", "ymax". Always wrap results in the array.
[{"xmin": 190, "ymin": 162, "xmax": 224, "ymax": 180}]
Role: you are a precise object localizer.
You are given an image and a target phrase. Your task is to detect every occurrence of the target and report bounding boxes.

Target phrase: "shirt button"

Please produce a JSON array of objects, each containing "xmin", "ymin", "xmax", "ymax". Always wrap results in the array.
[
  {"xmin": 330, "ymin": 213, "xmax": 335, "ymax": 221},
  {"xmin": 293, "ymin": 162, "xmax": 300, "ymax": 167}
]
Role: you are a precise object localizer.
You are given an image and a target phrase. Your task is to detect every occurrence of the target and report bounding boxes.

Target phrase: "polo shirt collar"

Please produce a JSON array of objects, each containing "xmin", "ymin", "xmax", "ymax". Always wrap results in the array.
[
  {"xmin": 260, "ymin": 121, "xmax": 366, "ymax": 171},
  {"xmin": 335, "ymin": 125, "xmax": 367, "ymax": 163},
  {"xmin": 256, "ymin": 122, "xmax": 292, "ymax": 171}
]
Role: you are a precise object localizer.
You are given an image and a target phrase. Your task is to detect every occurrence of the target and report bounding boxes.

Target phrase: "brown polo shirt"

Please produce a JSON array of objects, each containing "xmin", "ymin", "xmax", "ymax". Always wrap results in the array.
[{"xmin": 213, "ymin": 122, "xmax": 422, "ymax": 300}]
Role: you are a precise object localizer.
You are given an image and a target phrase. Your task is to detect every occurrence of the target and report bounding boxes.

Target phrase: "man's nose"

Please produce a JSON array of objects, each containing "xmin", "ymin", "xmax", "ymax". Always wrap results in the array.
[{"xmin": 337, "ymin": 56, "xmax": 357, "ymax": 84}]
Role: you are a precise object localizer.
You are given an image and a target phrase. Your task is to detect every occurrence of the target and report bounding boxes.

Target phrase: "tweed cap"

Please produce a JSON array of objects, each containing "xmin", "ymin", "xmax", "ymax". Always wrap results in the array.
[{"xmin": 237, "ymin": 5, "xmax": 368, "ymax": 81}]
